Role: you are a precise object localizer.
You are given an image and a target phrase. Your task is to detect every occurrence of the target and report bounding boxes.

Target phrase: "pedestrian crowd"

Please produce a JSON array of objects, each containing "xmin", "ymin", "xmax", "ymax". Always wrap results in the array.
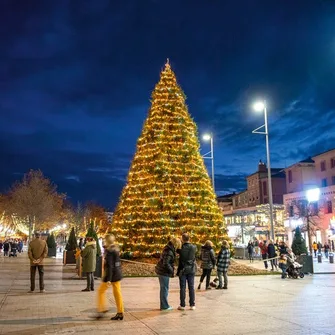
[{"xmin": 0, "ymin": 238, "xmax": 24, "ymax": 257}]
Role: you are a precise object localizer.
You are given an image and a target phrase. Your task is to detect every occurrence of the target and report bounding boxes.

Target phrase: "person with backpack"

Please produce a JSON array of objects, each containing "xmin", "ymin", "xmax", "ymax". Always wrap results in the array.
[
  {"xmin": 197, "ymin": 240, "xmax": 216, "ymax": 290},
  {"xmin": 176, "ymin": 233, "xmax": 197, "ymax": 310}
]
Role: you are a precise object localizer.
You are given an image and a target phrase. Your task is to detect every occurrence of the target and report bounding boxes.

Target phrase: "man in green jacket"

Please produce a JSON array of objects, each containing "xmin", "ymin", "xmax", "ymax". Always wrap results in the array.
[{"xmin": 81, "ymin": 237, "xmax": 97, "ymax": 291}]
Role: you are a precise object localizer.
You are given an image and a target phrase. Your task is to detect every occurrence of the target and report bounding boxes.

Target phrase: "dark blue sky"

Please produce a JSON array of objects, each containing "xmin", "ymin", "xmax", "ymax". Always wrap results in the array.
[{"xmin": 1, "ymin": 0, "xmax": 335, "ymax": 209}]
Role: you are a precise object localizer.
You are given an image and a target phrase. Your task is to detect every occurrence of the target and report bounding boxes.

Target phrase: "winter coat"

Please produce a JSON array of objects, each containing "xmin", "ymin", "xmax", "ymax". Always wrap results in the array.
[
  {"xmin": 267, "ymin": 243, "xmax": 276, "ymax": 258},
  {"xmin": 81, "ymin": 241, "xmax": 97, "ymax": 273},
  {"xmin": 155, "ymin": 242, "xmax": 176, "ymax": 277},
  {"xmin": 259, "ymin": 242, "xmax": 268, "ymax": 255},
  {"xmin": 3, "ymin": 242, "xmax": 9, "ymax": 252},
  {"xmin": 28, "ymin": 238, "xmax": 48, "ymax": 266},
  {"xmin": 247, "ymin": 243, "xmax": 254, "ymax": 254},
  {"xmin": 177, "ymin": 242, "xmax": 197, "ymax": 276},
  {"xmin": 200, "ymin": 245, "xmax": 216, "ymax": 269},
  {"xmin": 216, "ymin": 246, "xmax": 230, "ymax": 272},
  {"xmin": 103, "ymin": 244, "xmax": 122, "ymax": 283}
]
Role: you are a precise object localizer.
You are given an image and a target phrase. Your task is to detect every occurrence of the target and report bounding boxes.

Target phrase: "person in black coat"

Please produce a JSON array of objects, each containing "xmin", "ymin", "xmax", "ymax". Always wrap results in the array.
[
  {"xmin": 197, "ymin": 240, "xmax": 216, "ymax": 290},
  {"xmin": 3, "ymin": 241, "xmax": 10, "ymax": 256},
  {"xmin": 96, "ymin": 234, "xmax": 124, "ymax": 321},
  {"xmin": 267, "ymin": 240, "xmax": 278, "ymax": 271},
  {"xmin": 155, "ymin": 237, "xmax": 181, "ymax": 310},
  {"xmin": 176, "ymin": 233, "xmax": 197, "ymax": 310}
]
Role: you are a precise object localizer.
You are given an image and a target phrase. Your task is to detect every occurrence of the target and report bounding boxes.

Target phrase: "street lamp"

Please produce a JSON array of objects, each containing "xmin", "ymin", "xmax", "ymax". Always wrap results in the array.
[
  {"xmin": 252, "ymin": 100, "xmax": 275, "ymax": 240},
  {"xmin": 202, "ymin": 133, "xmax": 215, "ymax": 193},
  {"xmin": 306, "ymin": 188, "xmax": 320, "ymax": 255}
]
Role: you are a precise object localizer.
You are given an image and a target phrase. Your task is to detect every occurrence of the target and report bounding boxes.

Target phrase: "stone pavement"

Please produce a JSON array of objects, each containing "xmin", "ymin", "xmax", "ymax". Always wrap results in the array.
[{"xmin": 1, "ymin": 252, "xmax": 335, "ymax": 335}]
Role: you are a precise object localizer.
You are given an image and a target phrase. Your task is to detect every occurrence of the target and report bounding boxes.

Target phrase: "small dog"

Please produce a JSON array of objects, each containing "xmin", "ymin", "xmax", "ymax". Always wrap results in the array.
[{"xmin": 209, "ymin": 277, "xmax": 219, "ymax": 288}]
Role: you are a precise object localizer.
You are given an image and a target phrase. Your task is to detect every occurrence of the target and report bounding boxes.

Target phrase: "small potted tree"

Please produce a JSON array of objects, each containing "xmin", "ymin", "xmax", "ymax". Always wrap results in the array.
[
  {"xmin": 47, "ymin": 233, "xmax": 57, "ymax": 257},
  {"xmin": 64, "ymin": 227, "xmax": 78, "ymax": 265},
  {"xmin": 86, "ymin": 221, "xmax": 103, "ymax": 277},
  {"xmin": 292, "ymin": 226, "xmax": 312, "ymax": 273}
]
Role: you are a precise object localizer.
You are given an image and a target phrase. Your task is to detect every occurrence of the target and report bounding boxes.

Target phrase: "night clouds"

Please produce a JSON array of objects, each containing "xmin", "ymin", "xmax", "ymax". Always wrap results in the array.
[{"xmin": 1, "ymin": 0, "xmax": 335, "ymax": 208}]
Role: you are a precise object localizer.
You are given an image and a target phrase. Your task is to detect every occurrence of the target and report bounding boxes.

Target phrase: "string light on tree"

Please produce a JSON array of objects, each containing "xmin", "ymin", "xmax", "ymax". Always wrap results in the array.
[{"xmin": 112, "ymin": 60, "xmax": 229, "ymax": 257}]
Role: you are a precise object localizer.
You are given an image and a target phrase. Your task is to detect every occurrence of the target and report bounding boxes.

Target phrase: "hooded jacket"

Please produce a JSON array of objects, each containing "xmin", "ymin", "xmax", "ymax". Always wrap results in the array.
[
  {"xmin": 155, "ymin": 241, "xmax": 176, "ymax": 277},
  {"xmin": 103, "ymin": 244, "xmax": 122, "ymax": 283},
  {"xmin": 81, "ymin": 241, "xmax": 97, "ymax": 273},
  {"xmin": 200, "ymin": 245, "xmax": 216, "ymax": 270}
]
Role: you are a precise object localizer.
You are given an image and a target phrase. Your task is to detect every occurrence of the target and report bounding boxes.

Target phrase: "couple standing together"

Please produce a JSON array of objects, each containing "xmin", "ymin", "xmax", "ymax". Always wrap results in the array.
[{"xmin": 155, "ymin": 233, "xmax": 230, "ymax": 311}]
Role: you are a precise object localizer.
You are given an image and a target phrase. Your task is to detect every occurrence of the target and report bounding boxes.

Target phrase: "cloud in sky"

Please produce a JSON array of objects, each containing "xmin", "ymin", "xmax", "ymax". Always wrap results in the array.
[{"xmin": 1, "ymin": 0, "xmax": 335, "ymax": 208}]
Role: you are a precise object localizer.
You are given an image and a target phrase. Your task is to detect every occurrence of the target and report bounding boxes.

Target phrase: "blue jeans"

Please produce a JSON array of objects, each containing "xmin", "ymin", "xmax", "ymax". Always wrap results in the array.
[
  {"xmin": 217, "ymin": 271, "xmax": 228, "ymax": 288},
  {"xmin": 158, "ymin": 275, "xmax": 170, "ymax": 309},
  {"xmin": 179, "ymin": 274, "xmax": 195, "ymax": 307}
]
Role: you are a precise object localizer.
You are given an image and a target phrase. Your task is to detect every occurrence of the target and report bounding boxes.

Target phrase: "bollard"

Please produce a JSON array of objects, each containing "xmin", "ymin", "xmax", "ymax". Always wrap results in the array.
[
  {"xmin": 329, "ymin": 253, "xmax": 334, "ymax": 264},
  {"xmin": 317, "ymin": 253, "xmax": 322, "ymax": 263}
]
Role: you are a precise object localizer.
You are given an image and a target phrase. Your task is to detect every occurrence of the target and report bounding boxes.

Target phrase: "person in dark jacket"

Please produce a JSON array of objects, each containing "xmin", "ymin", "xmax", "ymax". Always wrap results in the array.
[
  {"xmin": 197, "ymin": 240, "xmax": 216, "ymax": 290},
  {"xmin": 155, "ymin": 237, "xmax": 181, "ymax": 311},
  {"xmin": 81, "ymin": 237, "xmax": 97, "ymax": 292},
  {"xmin": 177, "ymin": 233, "xmax": 197, "ymax": 310},
  {"xmin": 3, "ymin": 241, "xmax": 9, "ymax": 256},
  {"xmin": 216, "ymin": 240, "xmax": 230, "ymax": 289},
  {"xmin": 267, "ymin": 240, "xmax": 278, "ymax": 271},
  {"xmin": 247, "ymin": 241, "xmax": 254, "ymax": 263},
  {"xmin": 96, "ymin": 234, "xmax": 124, "ymax": 321}
]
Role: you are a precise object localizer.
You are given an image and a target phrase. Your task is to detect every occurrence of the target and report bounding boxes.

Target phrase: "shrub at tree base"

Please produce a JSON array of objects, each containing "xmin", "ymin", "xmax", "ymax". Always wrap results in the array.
[
  {"xmin": 291, "ymin": 226, "xmax": 308, "ymax": 255},
  {"xmin": 47, "ymin": 233, "xmax": 57, "ymax": 248},
  {"xmin": 66, "ymin": 227, "xmax": 78, "ymax": 251}
]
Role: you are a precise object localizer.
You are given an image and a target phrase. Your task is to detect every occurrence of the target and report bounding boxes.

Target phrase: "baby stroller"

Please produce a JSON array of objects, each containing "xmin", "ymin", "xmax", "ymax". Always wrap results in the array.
[
  {"xmin": 286, "ymin": 258, "xmax": 304, "ymax": 279},
  {"xmin": 9, "ymin": 245, "xmax": 18, "ymax": 257}
]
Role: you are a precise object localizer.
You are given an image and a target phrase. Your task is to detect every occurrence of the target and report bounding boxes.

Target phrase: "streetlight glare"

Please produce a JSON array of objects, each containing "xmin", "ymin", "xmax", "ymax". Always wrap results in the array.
[
  {"xmin": 306, "ymin": 188, "xmax": 320, "ymax": 202},
  {"xmin": 203, "ymin": 134, "xmax": 211, "ymax": 141},
  {"xmin": 253, "ymin": 101, "xmax": 265, "ymax": 112}
]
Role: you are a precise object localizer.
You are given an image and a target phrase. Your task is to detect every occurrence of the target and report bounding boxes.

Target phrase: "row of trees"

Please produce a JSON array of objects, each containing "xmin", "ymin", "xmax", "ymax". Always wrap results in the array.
[{"xmin": 0, "ymin": 170, "xmax": 110, "ymax": 239}]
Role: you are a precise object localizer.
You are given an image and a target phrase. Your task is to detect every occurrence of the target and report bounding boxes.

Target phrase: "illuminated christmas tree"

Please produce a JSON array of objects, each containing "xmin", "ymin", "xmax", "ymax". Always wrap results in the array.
[{"xmin": 112, "ymin": 61, "xmax": 227, "ymax": 257}]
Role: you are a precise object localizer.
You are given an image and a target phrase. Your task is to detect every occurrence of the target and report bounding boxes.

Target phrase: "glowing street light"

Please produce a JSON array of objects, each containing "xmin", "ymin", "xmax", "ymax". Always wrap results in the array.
[
  {"xmin": 252, "ymin": 100, "xmax": 274, "ymax": 240},
  {"xmin": 202, "ymin": 133, "xmax": 215, "ymax": 193}
]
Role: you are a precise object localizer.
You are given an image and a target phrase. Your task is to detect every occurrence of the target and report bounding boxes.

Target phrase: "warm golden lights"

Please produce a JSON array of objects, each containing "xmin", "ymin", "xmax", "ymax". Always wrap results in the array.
[{"xmin": 112, "ymin": 61, "xmax": 227, "ymax": 256}]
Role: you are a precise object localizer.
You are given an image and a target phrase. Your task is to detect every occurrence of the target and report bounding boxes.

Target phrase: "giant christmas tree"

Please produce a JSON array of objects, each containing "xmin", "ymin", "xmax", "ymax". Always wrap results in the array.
[{"xmin": 112, "ymin": 61, "xmax": 227, "ymax": 257}]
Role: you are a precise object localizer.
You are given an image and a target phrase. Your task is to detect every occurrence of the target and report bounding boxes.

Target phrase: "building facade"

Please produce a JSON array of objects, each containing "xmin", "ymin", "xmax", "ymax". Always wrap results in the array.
[
  {"xmin": 218, "ymin": 161, "xmax": 286, "ymax": 245},
  {"xmin": 283, "ymin": 149, "xmax": 335, "ymax": 247}
]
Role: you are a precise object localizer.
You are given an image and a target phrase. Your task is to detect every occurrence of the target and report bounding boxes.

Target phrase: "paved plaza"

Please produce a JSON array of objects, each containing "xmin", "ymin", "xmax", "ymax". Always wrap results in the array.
[{"xmin": 1, "ymin": 253, "xmax": 335, "ymax": 335}]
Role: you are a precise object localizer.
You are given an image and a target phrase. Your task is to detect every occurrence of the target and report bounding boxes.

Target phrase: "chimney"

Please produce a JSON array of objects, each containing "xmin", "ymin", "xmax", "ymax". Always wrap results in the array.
[{"xmin": 258, "ymin": 159, "xmax": 267, "ymax": 172}]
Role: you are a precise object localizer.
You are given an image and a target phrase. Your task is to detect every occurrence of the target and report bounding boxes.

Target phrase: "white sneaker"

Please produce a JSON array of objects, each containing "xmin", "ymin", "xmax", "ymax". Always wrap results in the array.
[
  {"xmin": 190, "ymin": 306, "xmax": 196, "ymax": 310},
  {"xmin": 177, "ymin": 306, "xmax": 185, "ymax": 311}
]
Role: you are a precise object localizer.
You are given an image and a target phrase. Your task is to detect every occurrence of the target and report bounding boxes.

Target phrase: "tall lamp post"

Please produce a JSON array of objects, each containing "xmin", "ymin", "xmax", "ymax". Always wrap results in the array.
[
  {"xmin": 202, "ymin": 133, "xmax": 215, "ymax": 193},
  {"xmin": 252, "ymin": 100, "xmax": 275, "ymax": 240},
  {"xmin": 306, "ymin": 188, "xmax": 320, "ymax": 255}
]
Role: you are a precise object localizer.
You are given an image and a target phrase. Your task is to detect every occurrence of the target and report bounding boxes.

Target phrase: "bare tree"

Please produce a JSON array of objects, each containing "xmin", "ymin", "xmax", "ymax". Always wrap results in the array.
[{"xmin": 8, "ymin": 170, "xmax": 64, "ymax": 240}]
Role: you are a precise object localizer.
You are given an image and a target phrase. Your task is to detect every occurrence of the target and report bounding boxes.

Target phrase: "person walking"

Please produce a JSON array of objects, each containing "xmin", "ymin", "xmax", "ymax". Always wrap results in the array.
[
  {"xmin": 177, "ymin": 233, "xmax": 197, "ymax": 310},
  {"xmin": 155, "ymin": 237, "xmax": 181, "ymax": 311},
  {"xmin": 216, "ymin": 240, "xmax": 231, "ymax": 289},
  {"xmin": 247, "ymin": 241, "xmax": 254, "ymax": 263},
  {"xmin": 28, "ymin": 232, "xmax": 48, "ymax": 293},
  {"xmin": 96, "ymin": 234, "xmax": 124, "ymax": 321},
  {"xmin": 267, "ymin": 240, "xmax": 278, "ymax": 271},
  {"xmin": 197, "ymin": 240, "xmax": 216, "ymax": 290},
  {"xmin": 81, "ymin": 237, "xmax": 97, "ymax": 292}
]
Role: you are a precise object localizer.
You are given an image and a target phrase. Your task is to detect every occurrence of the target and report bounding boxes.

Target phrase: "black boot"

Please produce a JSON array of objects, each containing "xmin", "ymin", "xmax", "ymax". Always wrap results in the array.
[
  {"xmin": 111, "ymin": 313, "xmax": 123, "ymax": 320},
  {"xmin": 197, "ymin": 282, "xmax": 202, "ymax": 290}
]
